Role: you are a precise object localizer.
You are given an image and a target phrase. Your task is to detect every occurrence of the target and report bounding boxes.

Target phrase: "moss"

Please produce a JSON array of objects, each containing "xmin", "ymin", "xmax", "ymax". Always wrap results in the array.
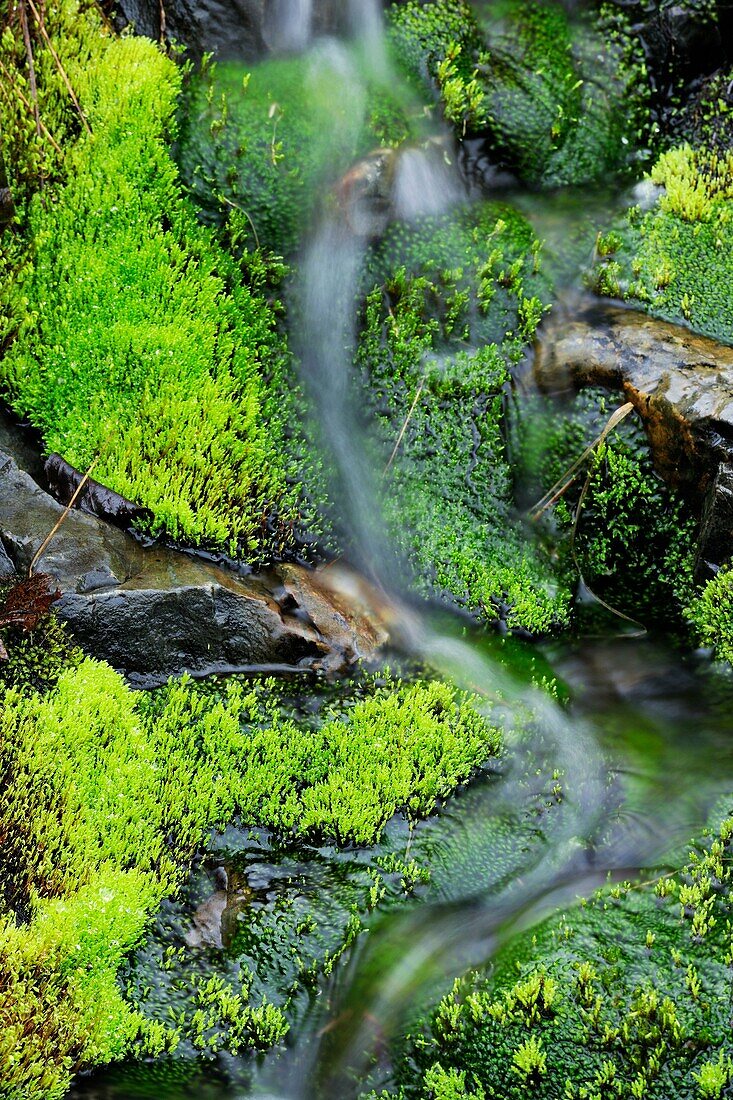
[
  {"xmin": 0, "ymin": 578, "xmax": 81, "ymax": 694},
  {"xmin": 0, "ymin": 17, "xmax": 318, "ymax": 559},
  {"xmin": 0, "ymin": 657, "xmax": 500, "ymax": 1093},
  {"xmin": 356, "ymin": 203, "xmax": 571, "ymax": 635},
  {"xmin": 668, "ymin": 68, "xmax": 733, "ymax": 154},
  {"xmin": 175, "ymin": 52, "xmax": 420, "ymax": 257},
  {"xmin": 387, "ymin": 0, "xmax": 650, "ymax": 186},
  {"xmin": 592, "ymin": 144, "xmax": 733, "ymax": 343},
  {"xmin": 686, "ymin": 566, "xmax": 733, "ymax": 663},
  {"xmin": 378, "ymin": 810, "xmax": 733, "ymax": 1099},
  {"xmin": 518, "ymin": 389, "xmax": 697, "ymax": 631}
]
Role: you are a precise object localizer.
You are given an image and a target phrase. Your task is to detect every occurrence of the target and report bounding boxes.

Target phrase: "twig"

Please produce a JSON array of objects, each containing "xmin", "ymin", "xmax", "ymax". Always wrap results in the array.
[
  {"xmin": 383, "ymin": 377, "xmax": 425, "ymax": 475},
  {"xmin": 215, "ymin": 191, "xmax": 261, "ymax": 251},
  {"xmin": 529, "ymin": 401, "xmax": 635, "ymax": 521},
  {"xmin": 18, "ymin": 0, "xmax": 41, "ymax": 140},
  {"xmin": 0, "ymin": 62, "xmax": 62, "ymax": 154},
  {"xmin": 27, "ymin": 0, "xmax": 92, "ymax": 134},
  {"xmin": 29, "ymin": 456, "xmax": 100, "ymax": 576},
  {"xmin": 158, "ymin": 0, "xmax": 166, "ymax": 43}
]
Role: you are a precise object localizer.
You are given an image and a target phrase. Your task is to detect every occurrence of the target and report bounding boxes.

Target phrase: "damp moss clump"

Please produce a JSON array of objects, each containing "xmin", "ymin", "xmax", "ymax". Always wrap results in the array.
[
  {"xmin": 592, "ymin": 144, "xmax": 733, "ymax": 343},
  {"xmin": 357, "ymin": 203, "xmax": 571, "ymax": 635},
  {"xmin": 686, "ymin": 566, "xmax": 733, "ymax": 664},
  {"xmin": 519, "ymin": 389, "xmax": 697, "ymax": 631},
  {"xmin": 0, "ymin": 652, "xmax": 500, "ymax": 1095},
  {"xmin": 0, "ymin": 27, "xmax": 307, "ymax": 558},
  {"xmin": 387, "ymin": 0, "xmax": 650, "ymax": 185},
  {"xmin": 375, "ymin": 810, "xmax": 733, "ymax": 1099},
  {"xmin": 176, "ymin": 51, "xmax": 418, "ymax": 256}
]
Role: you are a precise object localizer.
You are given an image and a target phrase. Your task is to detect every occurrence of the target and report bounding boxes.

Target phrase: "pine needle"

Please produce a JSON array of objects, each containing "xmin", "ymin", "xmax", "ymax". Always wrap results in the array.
[
  {"xmin": 29, "ymin": 456, "xmax": 100, "ymax": 576},
  {"xmin": 27, "ymin": 0, "xmax": 92, "ymax": 134}
]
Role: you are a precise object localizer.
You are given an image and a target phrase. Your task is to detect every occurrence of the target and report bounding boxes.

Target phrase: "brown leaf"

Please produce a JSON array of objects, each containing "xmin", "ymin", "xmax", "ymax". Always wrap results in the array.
[{"xmin": 0, "ymin": 573, "xmax": 61, "ymax": 632}]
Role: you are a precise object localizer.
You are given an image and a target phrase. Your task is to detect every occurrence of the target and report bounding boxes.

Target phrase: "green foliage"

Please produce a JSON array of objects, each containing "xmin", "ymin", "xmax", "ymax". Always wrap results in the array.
[
  {"xmin": 520, "ymin": 389, "xmax": 697, "ymax": 630},
  {"xmin": 383, "ymin": 813, "xmax": 733, "ymax": 1099},
  {"xmin": 686, "ymin": 566, "xmax": 733, "ymax": 663},
  {"xmin": 176, "ymin": 52, "xmax": 419, "ymax": 256},
  {"xmin": 387, "ymin": 0, "xmax": 650, "ymax": 186},
  {"xmin": 0, "ymin": 28, "xmax": 311, "ymax": 558},
  {"xmin": 0, "ymin": 656, "xmax": 499, "ymax": 1093},
  {"xmin": 0, "ymin": 578, "xmax": 81, "ymax": 694},
  {"xmin": 592, "ymin": 145, "xmax": 733, "ymax": 343},
  {"xmin": 357, "ymin": 204, "xmax": 570, "ymax": 635}
]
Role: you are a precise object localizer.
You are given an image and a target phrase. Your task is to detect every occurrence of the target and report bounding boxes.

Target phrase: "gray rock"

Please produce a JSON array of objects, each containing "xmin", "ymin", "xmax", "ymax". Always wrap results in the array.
[
  {"xmin": 115, "ymin": 0, "xmax": 345, "ymax": 61},
  {"xmin": 0, "ymin": 447, "xmax": 389, "ymax": 686}
]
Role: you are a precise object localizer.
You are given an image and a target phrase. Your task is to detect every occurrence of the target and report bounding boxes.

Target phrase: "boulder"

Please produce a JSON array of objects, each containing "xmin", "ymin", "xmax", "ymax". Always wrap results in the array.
[{"xmin": 0, "ymin": 444, "xmax": 389, "ymax": 686}]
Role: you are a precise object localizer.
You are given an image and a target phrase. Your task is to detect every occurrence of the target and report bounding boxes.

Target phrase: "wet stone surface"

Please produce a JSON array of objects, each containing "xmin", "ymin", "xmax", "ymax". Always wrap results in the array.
[{"xmin": 0, "ymin": 427, "xmax": 389, "ymax": 685}]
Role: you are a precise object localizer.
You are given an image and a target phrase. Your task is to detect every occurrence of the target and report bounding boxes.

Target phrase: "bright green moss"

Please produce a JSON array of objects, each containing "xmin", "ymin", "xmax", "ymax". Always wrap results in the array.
[
  {"xmin": 0, "ymin": 26, "xmax": 311, "ymax": 558},
  {"xmin": 0, "ymin": 655, "xmax": 500, "ymax": 1092},
  {"xmin": 378, "ymin": 812, "xmax": 733, "ymax": 1099},
  {"xmin": 592, "ymin": 145, "xmax": 733, "ymax": 343},
  {"xmin": 686, "ymin": 566, "xmax": 733, "ymax": 663},
  {"xmin": 357, "ymin": 204, "xmax": 571, "ymax": 635},
  {"xmin": 176, "ymin": 52, "xmax": 420, "ymax": 256},
  {"xmin": 519, "ymin": 389, "xmax": 697, "ymax": 630},
  {"xmin": 387, "ymin": 0, "xmax": 650, "ymax": 186}
]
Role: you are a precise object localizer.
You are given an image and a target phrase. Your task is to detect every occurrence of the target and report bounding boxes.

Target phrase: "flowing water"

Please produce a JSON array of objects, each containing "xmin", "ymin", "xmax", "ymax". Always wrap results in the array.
[{"xmin": 68, "ymin": 4, "xmax": 733, "ymax": 1098}]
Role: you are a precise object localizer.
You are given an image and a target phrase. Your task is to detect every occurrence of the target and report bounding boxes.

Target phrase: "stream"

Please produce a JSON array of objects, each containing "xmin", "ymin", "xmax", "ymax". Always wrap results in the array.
[{"xmin": 63, "ymin": 3, "xmax": 733, "ymax": 1098}]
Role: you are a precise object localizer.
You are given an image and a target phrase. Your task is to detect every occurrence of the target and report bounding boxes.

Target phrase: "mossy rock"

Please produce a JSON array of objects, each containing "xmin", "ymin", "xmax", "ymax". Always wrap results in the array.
[
  {"xmin": 592, "ymin": 144, "xmax": 733, "ymax": 344},
  {"xmin": 176, "ymin": 51, "xmax": 419, "ymax": 257},
  {"xmin": 379, "ymin": 810, "xmax": 733, "ymax": 1099},
  {"xmin": 356, "ymin": 202, "xmax": 571, "ymax": 636},
  {"xmin": 387, "ymin": 0, "xmax": 651, "ymax": 186}
]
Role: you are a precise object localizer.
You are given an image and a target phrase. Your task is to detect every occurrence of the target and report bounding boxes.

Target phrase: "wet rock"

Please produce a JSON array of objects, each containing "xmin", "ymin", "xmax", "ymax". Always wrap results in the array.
[
  {"xmin": 534, "ymin": 299, "xmax": 733, "ymax": 494},
  {"xmin": 45, "ymin": 453, "xmax": 153, "ymax": 530},
  {"xmin": 115, "ymin": 0, "xmax": 345, "ymax": 61},
  {"xmin": 534, "ymin": 298, "xmax": 733, "ymax": 570},
  {"xmin": 0, "ymin": 446, "xmax": 389, "ymax": 686},
  {"xmin": 695, "ymin": 462, "xmax": 733, "ymax": 581}
]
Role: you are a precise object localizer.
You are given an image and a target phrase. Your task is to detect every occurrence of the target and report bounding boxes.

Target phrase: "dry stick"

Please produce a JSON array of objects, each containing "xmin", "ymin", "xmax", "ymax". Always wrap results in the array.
[
  {"xmin": 0, "ymin": 64, "xmax": 61, "ymax": 154},
  {"xmin": 158, "ymin": 0, "xmax": 166, "ymax": 43},
  {"xmin": 529, "ymin": 400, "xmax": 636, "ymax": 521},
  {"xmin": 18, "ymin": 0, "xmax": 41, "ymax": 139},
  {"xmin": 29, "ymin": 457, "xmax": 100, "ymax": 576},
  {"xmin": 383, "ymin": 377, "xmax": 425, "ymax": 475},
  {"xmin": 27, "ymin": 0, "xmax": 91, "ymax": 134}
]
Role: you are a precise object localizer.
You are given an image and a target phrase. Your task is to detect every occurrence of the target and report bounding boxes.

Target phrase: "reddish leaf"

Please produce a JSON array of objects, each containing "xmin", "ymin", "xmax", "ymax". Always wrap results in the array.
[{"xmin": 0, "ymin": 573, "xmax": 61, "ymax": 632}]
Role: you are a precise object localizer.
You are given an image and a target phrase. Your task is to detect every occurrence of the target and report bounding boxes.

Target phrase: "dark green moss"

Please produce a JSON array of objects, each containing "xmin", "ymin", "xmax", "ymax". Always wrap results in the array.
[
  {"xmin": 356, "ymin": 203, "xmax": 571, "ymax": 635},
  {"xmin": 176, "ymin": 53, "xmax": 421, "ymax": 257},
  {"xmin": 517, "ymin": 389, "xmax": 697, "ymax": 632},
  {"xmin": 377, "ymin": 810, "xmax": 733, "ymax": 1099},
  {"xmin": 387, "ymin": 0, "xmax": 651, "ymax": 186}
]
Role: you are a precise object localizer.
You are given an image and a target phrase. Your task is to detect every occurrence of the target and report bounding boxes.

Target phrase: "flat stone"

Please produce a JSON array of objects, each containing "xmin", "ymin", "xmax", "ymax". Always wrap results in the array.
[{"xmin": 0, "ymin": 446, "xmax": 389, "ymax": 686}]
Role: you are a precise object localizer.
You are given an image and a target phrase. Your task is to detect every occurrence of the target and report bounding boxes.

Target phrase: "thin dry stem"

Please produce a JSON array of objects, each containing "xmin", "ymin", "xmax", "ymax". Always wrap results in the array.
[
  {"xmin": 18, "ymin": 0, "xmax": 41, "ymax": 139},
  {"xmin": 29, "ymin": 457, "xmax": 100, "ymax": 576},
  {"xmin": 384, "ymin": 377, "xmax": 425, "ymax": 475},
  {"xmin": 27, "ymin": 0, "xmax": 92, "ymax": 134}
]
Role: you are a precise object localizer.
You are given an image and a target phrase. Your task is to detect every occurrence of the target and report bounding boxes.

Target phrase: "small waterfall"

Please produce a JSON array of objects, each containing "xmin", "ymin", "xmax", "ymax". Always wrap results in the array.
[
  {"xmin": 392, "ymin": 142, "xmax": 466, "ymax": 220},
  {"xmin": 265, "ymin": 0, "xmax": 314, "ymax": 54},
  {"xmin": 347, "ymin": 0, "xmax": 389, "ymax": 78}
]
